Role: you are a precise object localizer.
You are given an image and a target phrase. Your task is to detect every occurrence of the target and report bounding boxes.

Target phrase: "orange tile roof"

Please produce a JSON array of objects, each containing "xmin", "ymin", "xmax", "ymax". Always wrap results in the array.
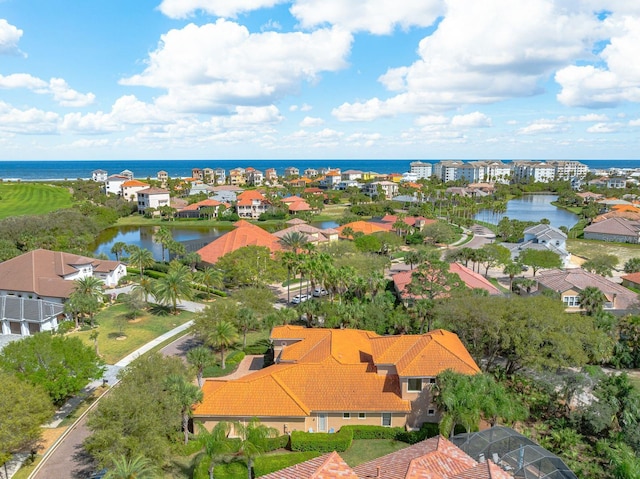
[
  {"xmin": 288, "ymin": 200, "xmax": 311, "ymax": 212},
  {"xmin": 336, "ymin": 220, "xmax": 392, "ymax": 238},
  {"xmin": 181, "ymin": 199, "xmax": 223, "ymax": 211},
  {"xmin": 237, "ymin": 189, "xmax": 266, "ymax": 201},
  {"xmin": 122, "ymin": 179, "xmax": 149, "ymax": 187},
  {"xmin": 392, "ymin": 264, "xmax": 501, "ymax": 298},
  {"xmin": 196, "ymin": 221, "xmax": 281, "ymax": 263},
  {"xmin": 260, "ymin": 452, "xmax": 358, "ymax": 479},
  {"xmin": 282, "ymin": 195, "xmax": 304, "ymax": 203},
  {"xmin": 612, "ymin": 204, "xmax": 640, "ymax": 213}
]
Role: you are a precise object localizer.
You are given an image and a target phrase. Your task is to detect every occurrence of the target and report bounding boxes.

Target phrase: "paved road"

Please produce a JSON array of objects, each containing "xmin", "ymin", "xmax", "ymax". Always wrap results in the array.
[{"xmin": 31, "ymin": 299, "xmax": 204, "ymax": 479}]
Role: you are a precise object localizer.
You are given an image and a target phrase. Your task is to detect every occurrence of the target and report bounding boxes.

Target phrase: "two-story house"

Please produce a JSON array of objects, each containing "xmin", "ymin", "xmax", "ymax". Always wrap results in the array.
[{"xmin": 235, "ymin": 190, "xmax": 270, "ymax": 219}]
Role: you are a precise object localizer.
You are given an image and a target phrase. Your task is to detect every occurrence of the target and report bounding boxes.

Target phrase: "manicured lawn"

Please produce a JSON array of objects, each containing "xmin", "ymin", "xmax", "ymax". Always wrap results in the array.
[
  {"xmin": 340, "ymin": 439, "xmax": 410, "ymax": 467},
  {"xmin": 69, "ymin": 303, "xmax": 195, "ymax": 364},
  {"xmin": 0, "ymin": 183, "xmax": 73, "ymax": 219},
  {"xmin": 567, "ymin": 239, "xmax": 640, "ymax": 267}
]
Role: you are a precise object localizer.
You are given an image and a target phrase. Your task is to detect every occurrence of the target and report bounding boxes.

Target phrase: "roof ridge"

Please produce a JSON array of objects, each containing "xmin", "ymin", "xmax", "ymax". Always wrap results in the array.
[
  {"xmin": 271, "ymin": 373, "xmax": 311, "ymax": 415},
  {"xmin": 309, "ymin": 452, "xmax": 341, "ymax": 479},
  {"xmin": 430, "ymin": 333, "xmax": 480, "ymax": 373}
]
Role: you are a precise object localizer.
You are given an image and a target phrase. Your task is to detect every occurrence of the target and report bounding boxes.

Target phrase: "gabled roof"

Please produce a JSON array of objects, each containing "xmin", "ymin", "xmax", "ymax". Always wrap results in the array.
[
  {"xmin": 392, "ymin": 264, "xmax": 501, "ymax": 298},
  {"xmin": 121, "ymin": 179, "xmax": 149, "ymax": 188},
  {"xmin": 180, "ymin": 199, "xmax": 223, "ymax": 211},
  {"xmin": 260, "ymin": 452, "xmax": 358, "ymax": 479},
  {"xmin": 0, "ymin": 249, "xmax": 122, "ymax": 298},
  {"xmin": 137, "ymin": 187, "xmax": 170, "ymax": 195},
  {"xmin": 524, "ymin": 224, "xmax": 566, "ymax": 241},
  {"xmin": 584, "ymin": 217, "xmax": 640, "ymax": 236},
  {"xmin": 196, "ymin": 221, "xmax": 282, "ymax": 264},
  {"xmin": 336, "ymin": 221, "xmax": 392, "ymax": 238},
  {"xmin": 537, "ymin": 268, "xmax": 637, "ymax": 310},
  {"xmin": 288, "ymin": 200, "xmax": 312, "ymax": 212}
]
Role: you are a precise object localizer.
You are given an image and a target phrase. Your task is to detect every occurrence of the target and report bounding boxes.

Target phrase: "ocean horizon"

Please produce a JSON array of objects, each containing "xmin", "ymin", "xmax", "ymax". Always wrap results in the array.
[{"xmin": 1, "ymin": 159, "xmax": 640, "ymax": 182}]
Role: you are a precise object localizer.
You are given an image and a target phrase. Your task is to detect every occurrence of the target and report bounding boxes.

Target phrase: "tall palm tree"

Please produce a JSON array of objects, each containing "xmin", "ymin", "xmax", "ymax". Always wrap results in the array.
[
  {"xmin": 182, "ymin": 251, "xmax": 201, "ymax": 272},
  {"xmin": 104, "ymin": 454, "xmax": 158, "ymax": 479},
  {"xmin": 154, "ymin": 226, "xmax": 172, "ymax": 263},
  {"xmin": 165, "ymin": 374, "xmax": 203, "ymax": 445},
  {"xmin": 198, "ymin": 422, "xmax": 233, "ymax": 479},
  {"xmin": 280, "ymin": 251, "xmax": 300, "ymax": 304},
  {"xmin": 186, "ymin": 346, "xmax": 212, "ymax": 388},
  {"xmin": 234, "ymin": 419, "xmax": 278, "ymax": 479},
  {"xmin": 110, "ymin": 241, "xmax": 127, "ymax": 262},
  {"xmin": 72, "ymin": 276, "xmax": 104, "ymax": 327},
  {"xmin": 279, "ymin": 231, "xmax": 308, "ymax": 254},
  {"xmin": 195, "ymin": 267, "xmax": 224, "ymax": 300},
  {"xmin": 154, "ymin": 263, "xmax": 193, "ymax": 314},
  {"xmin": 132, "ymin": 276, "xmax": 154, "ymax": 306},
  {"xmin": 209, "ymin": 320, "xmax": 239, "ymax": 369},
  {"xmin": 503, "ymin": 261, "xmax": 522, "ymax": 293},
  {"xmin": 128, "ymin": 246, "xmax": 155, "ymax": 279}
]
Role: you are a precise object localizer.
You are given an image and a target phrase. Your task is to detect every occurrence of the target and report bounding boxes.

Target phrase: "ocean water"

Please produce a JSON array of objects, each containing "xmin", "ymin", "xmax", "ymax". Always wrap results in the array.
[{"xmin": 0, "ymin": 159, "xmax": 639, "ymax": 181}]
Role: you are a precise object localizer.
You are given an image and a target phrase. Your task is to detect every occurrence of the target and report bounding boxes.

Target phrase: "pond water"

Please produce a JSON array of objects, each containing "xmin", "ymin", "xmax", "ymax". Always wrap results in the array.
[
  {"xmin": 475, "ymin": 194, "xmax": 579, "ymax": 229},
  {"xmin": 92, "ymin": 221, "xmax": 340, "ymax": 260}
]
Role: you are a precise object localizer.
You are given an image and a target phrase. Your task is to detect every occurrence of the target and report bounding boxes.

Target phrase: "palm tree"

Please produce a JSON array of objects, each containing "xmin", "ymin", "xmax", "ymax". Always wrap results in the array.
[
  {"xmin": 209, "ymin": 320, "xmax": 239, "ymax": 369},
  {"xmin": 165, "ymin": 374, "xmax": 203, "ymax": 445},
  {"xmin": 89, "ymin": 330, "xmax": 100, "ymax": 357},
  {"xmin": 132, "ymin": 276, "xmax": 154, "ymax": 306},
  {"xmin": 503, "ymin": 261, "xmax": 522, "ymax": 293},
  {"xmin": 234, "ymin": 419, "xmax": 278, "ymax": 479},
  {"xmin": 154, "ymin": 263, "xmax": 193, "ymax": 314},
  {"xmin": 128, "ymin": 246, "xmax": 155, "ymax": 279},
  {"xmin": 110, "ymin": 241, "xmax": 127, "ymax": 261},
  {"xmin": 279, "ymin": 231, "xmax": 308, "ymax": 254},
  {"xmin": 182, "ymin": 251, "xmax": 201, "ymax": 272},
  {"xmin": 195, "ymin": 267, "xmax": 224, "ymax": 300},
  {"xmin": 236, "ymin": 308, "xmax": 257, "ymax": 349},
  {"xmin": 154, "ymin": 226, "xmax": 172, "ymax": 262},
  {"xmin": 280, "ymin": 252, "xmax": 300, "ymax": 304},
  {"xmin": 341, "ymin": 226, "xmax": 355, "ymax": 240},
  {"xmin": 104, "ymin": 454, "xmax": 158, "ymax": 479},
  {"xmin": 186, "ymin": 346, "xmax": 212, "ymax": 388},
  {"xmin": 72, "ymin": 276, "xmax": 104, "ymax": 327},
  {"xmin": 198, "ymin": 422, "xmax": 233, "ymax": 479},
  {"xmin": 579, "ymin": 286, "xmax": 607, "ymax": 316}
]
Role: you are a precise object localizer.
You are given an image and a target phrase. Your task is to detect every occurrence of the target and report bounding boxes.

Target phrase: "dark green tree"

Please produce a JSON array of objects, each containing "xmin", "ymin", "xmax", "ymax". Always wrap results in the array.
[
  {"xmin": 518, "ymin": 249, "xmax": 562, "ymax": 276},
  {"xmin": 582, "ymin": 254, "xmax": 619, "ymax": 277},
  {"xmin": 165, "ymin": 374, "xmax": 203, "ymax": 445}
]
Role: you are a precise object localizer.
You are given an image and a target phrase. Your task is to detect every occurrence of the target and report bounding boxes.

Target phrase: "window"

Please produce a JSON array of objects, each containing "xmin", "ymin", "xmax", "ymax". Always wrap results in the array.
[
  {"xmin": 358, "ymin": 413, "xmax": 366, "ymax": 420},
  {"xmin": 428, "ymin": 378, "xmax": 436, "ymax": 384},
  {"xmin": 343, "ymin": 413, "xmax": 350, "ymax": 419},
  {"xmin": 563, "ymin": 295, "xmax": 579, "ymax": 307},
  {"xmin": 408, "ymin": 378, "xmax": 422, "ymax": 392},
  {"xmin": 382, "ymin": 413, "xmax": 392, "ymax": 427},
  {"xmin": 428, "ymin": 409, "xmax": 436, "ymax": 416}
]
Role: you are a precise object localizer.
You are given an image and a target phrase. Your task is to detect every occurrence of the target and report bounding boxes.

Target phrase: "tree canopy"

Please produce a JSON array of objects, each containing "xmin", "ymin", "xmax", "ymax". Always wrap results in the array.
[{"xmin": 518, "ymin": 249, "xmax": 562, "ymax": 276}]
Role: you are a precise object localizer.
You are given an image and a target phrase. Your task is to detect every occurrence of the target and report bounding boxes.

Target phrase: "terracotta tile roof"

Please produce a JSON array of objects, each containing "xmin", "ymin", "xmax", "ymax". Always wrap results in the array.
[
  {"xmin": 370, "ymin": 330, "xmax": 480, "ymax": 376},
  {"xmin": 288, "ymin": 200, "xmax": 312, "ymax": 212},
  {"xmin": 452, "ymin": 461, "xmax": 512, "ymax": 479},
  {"xmin": 286, "ymin": 218, "xmax": 308, "ymax": 225},
  {"xmin": 122, "ymin": 179, "xmax": 149, "ymax": 187},
  {"xmin": 336, "ymin": 221, "xmax": 392, "ymax": 238},
  {"xmin": 612, "ymin": 204, "xmax": 640, "ymax": 213},
  {"xmin": 379, "ymin": 215, "xmax": 436, "ymax": 228},
  {"xmin": 260, "ymin": 452, "xmax": 358, "ymax": 479},
  {"xmin": 537, "ymin": 268, "xmax": 638, "ymax": 310},
  {"xmin": 282, "ymin": 195, "xmax": 304, "ymax": 203},
  {"xmin": 392, "ymin": 264, "xmax": 501, "ymax": 298},
  {"xmin": 196, "ymin": 221, "xmax": 282, "ymax": 264},
  {"xmin": 592, "ymin": 211, "xmax": 640, "ymax": 222},
  {"xmin": 0, "ymin": 249, "xmax": 122, "ymax": 299},
  {"xmin": 237, "ymin": 190, "xmax": 266, "ymax": 201},
  {"xmin": 137, "ymin": 187, "xmax": 170, "ymax": 195},
  {"xmin": 584, "ymin": 217, "xmax": 640, "ymax": 236},
  {"xmin": 180, "ymin": 199, "xmax": 223, "ymax": 211},
  {"xmin": 273, "ymin": 224, "xmax": 335, "ymax": 243},
  {"xmin": 622, "ymin": 272, "xmax": 640, "ymax": 284}
]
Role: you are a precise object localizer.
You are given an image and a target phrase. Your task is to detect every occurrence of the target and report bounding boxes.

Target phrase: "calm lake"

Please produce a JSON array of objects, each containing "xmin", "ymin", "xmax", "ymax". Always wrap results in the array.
[
  {"xmin": 92, "ymin": 221, "xmax": 340, "ymax": 260},
  {"xmin": 474, "ymin": 194, "xmax": 579, "ymax": 229}
]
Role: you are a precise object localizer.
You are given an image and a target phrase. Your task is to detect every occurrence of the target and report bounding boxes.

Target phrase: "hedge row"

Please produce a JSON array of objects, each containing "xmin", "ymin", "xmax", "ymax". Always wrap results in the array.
[
  {"xmin": 254, "ymin": 451, "xmax": 321, "ymax": 477},
  {"xmin": 225, "ymin": 350, "xmax": 246, "ymax": 365},
  {"xmin": 256, "ymin": 434, "xmax": 289, "ymax": 452},
  {"xmin": 290, "ymin": 428, "xmax": 353, "ymax": 453},
  {"xmin": 340, "ymin": 425, "xmax": 405, "ymax": 440},
  {"xmin": 395, "ymin": 422, "xmax": 440, "ymax": 444}
]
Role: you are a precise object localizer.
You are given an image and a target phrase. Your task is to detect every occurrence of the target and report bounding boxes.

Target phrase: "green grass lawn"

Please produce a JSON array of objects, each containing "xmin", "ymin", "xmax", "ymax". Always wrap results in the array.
[
  {"xmin": 340, "ymin": 439, "xmax": 410, "ymax": 467},
  {"xmin": 567, "ymin": 238, "xmax": 640, "ymax": 267},
  {"xmin": 69, "ymin": 303, "xmax": 195, "ymax": 364},
  {"xmin": 0, "ymin": 183, "xmax": 73, "ymax": 219}
]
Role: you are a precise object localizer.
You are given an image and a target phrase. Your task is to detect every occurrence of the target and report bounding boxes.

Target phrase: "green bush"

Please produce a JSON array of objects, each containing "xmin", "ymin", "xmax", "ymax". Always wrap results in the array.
[
  {"xmin": 254, "ymin": 451, "xmax": 320, "ymax": 477},
  {"xmin": 244, "ymin": 339, "xmax": 271, "ymax": 355},
  {"xmin": 226, "ymin": 350, "xmax": 246, "ymax": 365},
  {"xmin": 396, "ymin": 422, "xmax": 440, "ymax": 444},
  {"xmin": 171, "ymin": 437, "xmax": 203, "ymax": 456},
  {"xmin": 290, "ymin": 428, "xmax": 353, "ymax": 453},
  {"xmin": 340, "ymin": 425, "xmax": 404, "ymax": 440},
  {"xmin": 213, "ymin": 461, "xmax": 248, "ymax": 479},
  {"xmin": 256, "ymin": 434, "xmax": 289, "ymax": 452}
]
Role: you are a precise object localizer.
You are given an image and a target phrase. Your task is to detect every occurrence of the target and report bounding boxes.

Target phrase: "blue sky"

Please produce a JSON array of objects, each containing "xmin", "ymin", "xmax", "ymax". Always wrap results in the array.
[{"xmin": 1, "ymin": 0, "xmax": 640, "ymax": 160}]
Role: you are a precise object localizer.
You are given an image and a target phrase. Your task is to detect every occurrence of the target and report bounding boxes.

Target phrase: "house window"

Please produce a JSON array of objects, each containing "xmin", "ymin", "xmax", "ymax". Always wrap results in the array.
[
  {"xmin": 382, "ymin": 413, "xmax": 392, "ymax": 427},
  {"xmin": 428, "ymin": 378, "xmax": 436, "ymax": 384},
  {"xmin": 343, "ymin": 413, "xmax": 350, "ymax": 419},
  {"xmin": 563, "ymin": 296, "xmax": 579, "ymax": 307},
  {"xmin": 427, "ymin": 409, "xmax": 436, "ymax": 416},
  {"xmin": 358, "ymin": 413, "xmax": 366, "ymax": 420},
  {"xmin": 408, "ymin": 378, "xmax": 422, "ymax": 392}
]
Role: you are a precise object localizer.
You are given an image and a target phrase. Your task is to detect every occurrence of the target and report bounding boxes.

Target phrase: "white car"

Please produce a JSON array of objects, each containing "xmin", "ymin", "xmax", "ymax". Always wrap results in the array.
[
  {"xmin": 313, "ymin": 288, "xmax": 328, "ymax": 297},
  {"xmin": 291, "ymin": 294, "xmax": 309, "ymax": 304}
]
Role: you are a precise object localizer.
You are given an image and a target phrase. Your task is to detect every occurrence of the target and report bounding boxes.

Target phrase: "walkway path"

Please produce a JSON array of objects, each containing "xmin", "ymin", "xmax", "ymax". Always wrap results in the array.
[{"xmin": 29, "ymin": 297, "xmax": 204, "ymax": 479}]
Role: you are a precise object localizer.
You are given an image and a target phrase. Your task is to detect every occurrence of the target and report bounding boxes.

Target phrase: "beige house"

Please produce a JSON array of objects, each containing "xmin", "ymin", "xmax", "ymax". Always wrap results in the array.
[
  {"xmin": 137, "ymin": 187, "xmax": 170, "ymax": 215},
  {"xmin": 193, "ymin": 326, "xmax": 480, "ymax": 435}
]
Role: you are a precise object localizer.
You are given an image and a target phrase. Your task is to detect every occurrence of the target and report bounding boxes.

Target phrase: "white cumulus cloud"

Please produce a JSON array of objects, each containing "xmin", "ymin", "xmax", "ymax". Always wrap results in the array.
[
  {"xmin": 0, "ymin": 101, "xmax": 59, "ymax": 134},
  {"xmin": 121, "ymin": 20, "xmax": 352, "ymax": 114},
  {"xmin": 299, "ymin": 116, "xmax": 324, "ymax": 127},
  {"xmin": 0, "ymin": 74, "xmax": 95, "ymax": 107},
  {"xmin": 158, "ymin": 0, "xmax": 287, "ymax": 19},
  {"xmin": 0, "ymin": 19, "xmax": 23, "ymax": 55},
  {"xmin": 451, "ymin": 112, "xmax": 491, "ymax": 128}
]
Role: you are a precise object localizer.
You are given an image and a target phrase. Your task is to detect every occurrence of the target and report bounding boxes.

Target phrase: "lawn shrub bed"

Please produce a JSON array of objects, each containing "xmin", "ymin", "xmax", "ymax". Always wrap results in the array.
[
  {"xmin": 256, "ymin": 434, "xmax": 289, "ymax": 452},
  {"xmin": 395, "ymin": 422, "xmax": 440, "ymax": 444},
  {"xmin": 290, "ymin": 428, "xmax": 353, "ymax": 452},
  {"xmin": 341, "ymin": 425, "xmax": 404, "ymax": 440},
  {"xmin": 225, "ymin": 350, "xmax": 246, "ymax": 365},
  {"xmin": 254, "ymin": 451, "xmax": 320, "ymax": 477}
]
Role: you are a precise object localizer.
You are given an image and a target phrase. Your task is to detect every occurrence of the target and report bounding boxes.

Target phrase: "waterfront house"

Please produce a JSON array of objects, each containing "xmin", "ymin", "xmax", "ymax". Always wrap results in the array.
[
  {"xmin": 336, "ymin": 220, "xmax": 391, "ymax": 238},
  {"xmin": 319, "ymin": 171, "xmax": 341, "ymax": 188},
  {"xmin": 304, "ymin": 167, "xmax": 318, "ymax": 178},
  {"xmin": 536, "ymin": 268, "xmax": 637, "ymax": 312},
  {"xmin": 235, "ymin": 190, "xmax": 270, "ymax": 219},
  {"xmin": 264, "ymin": 168, "xmax": 278, "ymax": 183},
  {"xmin": 137, "ymin": 187, "xmax": 171, "ymax": 215},
  {"xmin": 156, "ymin": 170, "xmax": 169, "ymax": 185},
  {"xmin": 177, "ymin": 199, "xmax": 226, "ymax": 219},
  {"xmin": 284, "ymin": 166, "xmax": 300, "ymax": 177},
  {"xmin": 120, "ymin": 179, "xmax": 150, "ymax": 202},
  {"xmin": 193, "ymin": 325, "xmax": 480, "ymax": 434},
  {"xmin": 273, "ymin": 219, "xmax": 338, "ymax": 245},
  {"xmin": 583, "ymin": 217, "xmax": 640, "ymax": 243},
  {"xmin": 0, "ymin": 249, "xmax": 126, "ymax": 336},
  {"xmin": 119, "ymin": 169, "xmax": 134, "ymax": 180},
  {"xmin": 91, "ymin": 169, "xmax": 108, "ymax": 182},
  {"xmin": 196, "ymin": 220, "xmax": 281, "ymax": 264},
  {"xmin": 104, "ymin": 174, "xmax": 129, "ymax": 195},
  {"xmin": 362, "ymin": 180, "xmax": 399, "ymax": 199},
  {"xmin": 501, "ymin": 224, "xmax": 571, "ymax": 267}
]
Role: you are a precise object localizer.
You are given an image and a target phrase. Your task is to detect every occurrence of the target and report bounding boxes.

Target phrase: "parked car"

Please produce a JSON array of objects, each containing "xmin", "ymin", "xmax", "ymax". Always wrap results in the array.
[
  {"xmin": 313, "ymin": 288, "xmax": 328, "ymax": 297},
  {"xmin": 291, "ymin": 294, "xmax": 309, "ymax": 304},
  {"xmin": 88, "ymin": 469, "xmax": 108, "ymax": 479}
]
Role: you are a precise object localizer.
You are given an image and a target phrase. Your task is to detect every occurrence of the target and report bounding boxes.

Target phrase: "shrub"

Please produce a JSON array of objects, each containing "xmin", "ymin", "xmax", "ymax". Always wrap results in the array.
[
  {"xmin": 255, "ymin": 434, "xmax": 290, "ymax": 452},
  {"xmin": 171, "ymin": 437, "xmax": 203, "ymax": 456},
  {"xmin": 290, "ymin": 428, "xmax": 353, "ymax": 453},
  {"xmin": 254, "ymin": 451, "xmax": 320, "ymax": 477},
  {"xmin": 244, "ymin": 339, "xmax": 271, "ymax": 355},
  {"xmin": 340, "ymin": 425, "xmax": 404, "ymax": 440},
  {"xmin": 396, "ymin": 422, "xmax": 440, "ymax": 444},
  {"xmin": 225, "ymin": 350, "xmax": 246, "ymax": 365}
]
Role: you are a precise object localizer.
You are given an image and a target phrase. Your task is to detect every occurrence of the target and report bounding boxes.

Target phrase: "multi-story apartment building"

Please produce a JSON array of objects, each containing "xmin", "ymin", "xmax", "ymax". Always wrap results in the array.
[
  {"xmin": 213, "ymin": 168, "xmax": 226, "ymax": 185},
  {"xmin": 433, "ymin": 161, "xmax": 465, "ymax": 182},
  {"xmin": 549, "ymin": 160, "xmax": 589, "ymax": 180},
  {"xmin": 409, "ymin": 161, "xmax": 433, "ymax": 179},
  {"xmin": 246, "ymin": 169, "xmax": 264, "ymax": 186},
  {"xmin": 511, "ymin": 161, "xmax": 556, "ymax": 183}
]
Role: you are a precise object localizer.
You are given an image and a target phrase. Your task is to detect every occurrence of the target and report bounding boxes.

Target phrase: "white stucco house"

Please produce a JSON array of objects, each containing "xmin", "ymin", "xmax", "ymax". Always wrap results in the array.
[
  {"xmin": 0, "ymin": 249, "xmax": 126, "ymax": 336},
  {"xmin": 137, "ymin": 187, "xmax": 171, "ymax": 215}
]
